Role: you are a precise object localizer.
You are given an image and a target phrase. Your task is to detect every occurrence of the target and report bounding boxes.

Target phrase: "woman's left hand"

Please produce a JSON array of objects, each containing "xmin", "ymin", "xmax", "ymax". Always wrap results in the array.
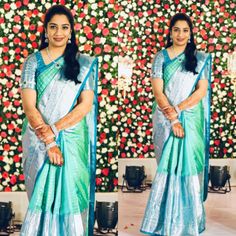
[
  {"xmin": 35, "ymin": 124, "xmax": 55, "ymax": 142},
  {"xmin": 163, "ymin": 106, "xmax": 178, "ymax": 120}
]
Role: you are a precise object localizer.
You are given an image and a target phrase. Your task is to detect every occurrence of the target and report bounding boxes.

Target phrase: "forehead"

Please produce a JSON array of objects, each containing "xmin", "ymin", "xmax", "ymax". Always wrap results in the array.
[
  {"xmin": 172, "ymin": 20, "xmax": 190, "ymax": 29},
  {"xmin": 48, "ymin": 14, "xmax": 70, "ymax": 25}
]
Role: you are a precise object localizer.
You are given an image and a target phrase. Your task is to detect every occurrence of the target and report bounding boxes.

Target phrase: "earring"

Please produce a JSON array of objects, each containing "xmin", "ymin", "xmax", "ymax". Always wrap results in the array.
[
  {"xmin": 170, "ymin": 36, "xmax": 172, "ymax": 43},
  {"xmin": 68, "ymin": 35, "xmax": 71, "ymax": 44},
  {"xmin": 45, "ymin": 33, "xmax": 48, "ymax": 43},
  {"xmin": 188, "ymin": 37, "xmax": 191, "ymax": 43}
]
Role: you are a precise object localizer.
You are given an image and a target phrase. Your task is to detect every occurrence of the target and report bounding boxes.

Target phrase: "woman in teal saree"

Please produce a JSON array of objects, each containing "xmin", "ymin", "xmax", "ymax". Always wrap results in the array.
[
  {"xmin": 20, "ymin": 5, "xmax": 98, "ymax": 236},
  {"xmin": 141, "ymin": 13, "xmax": 211, "ymax": 236}
]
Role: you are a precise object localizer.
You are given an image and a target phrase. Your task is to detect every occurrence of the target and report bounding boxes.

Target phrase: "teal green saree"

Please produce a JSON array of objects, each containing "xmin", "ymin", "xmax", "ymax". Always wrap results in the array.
[
  {"xmin": 141, "ymin": 49, "xmax": 211, "ymax": 236},
  {"xmin": 20, "ymin": 52, "xmax": 98, "ymax": 236}
]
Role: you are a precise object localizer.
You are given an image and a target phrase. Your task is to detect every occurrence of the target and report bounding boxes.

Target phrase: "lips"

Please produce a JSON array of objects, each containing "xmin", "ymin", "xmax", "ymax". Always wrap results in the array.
[{"xmin": 53, "ymin": 38, "xmax": 64, "ymax": 42}]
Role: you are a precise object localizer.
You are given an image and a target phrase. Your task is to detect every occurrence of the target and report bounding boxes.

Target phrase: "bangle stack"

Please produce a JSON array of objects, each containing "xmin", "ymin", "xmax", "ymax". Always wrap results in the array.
[
  {"xmin": 171, "ymin": 119, "xmax": 180, "ymax": 126},
  {"xmin": 50, "ymin": 124, "xmax": 59, "ymax": 137},
  {"xmin": 46, "ymin": 141, "xmax": 57, "ymax": 151}
]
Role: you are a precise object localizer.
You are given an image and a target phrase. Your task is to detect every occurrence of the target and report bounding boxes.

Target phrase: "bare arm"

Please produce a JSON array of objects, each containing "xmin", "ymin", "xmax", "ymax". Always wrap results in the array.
[
  {"xmin": 152, "ymin": 78, "xmax": 178, "ymax": 120},
  {"xmin": 54, "ymin": 90, "xmax": 94, "ymax": 131},
  {"xmin": 21, "ymin": 89, "xmax": 46, "ymax": 129},
  {"xmin": 21, "ymin": 89, "xmax": 63, "ymax": 165}
]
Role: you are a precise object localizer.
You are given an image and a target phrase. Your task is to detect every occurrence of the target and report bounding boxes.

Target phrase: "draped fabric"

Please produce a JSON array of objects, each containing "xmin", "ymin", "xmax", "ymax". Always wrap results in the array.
[
  {"xmin": 141, "ymin": 49, "xmax": 211, "ymax": 236},
  {"xmin": 20, "ymin": 52, "xmax": 98, "ymax": 236}
]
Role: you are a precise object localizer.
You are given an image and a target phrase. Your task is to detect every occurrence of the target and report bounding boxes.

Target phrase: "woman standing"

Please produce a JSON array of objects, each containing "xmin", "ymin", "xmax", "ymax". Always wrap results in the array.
[
  {"xmin": 141, "ymin": 13, "xmax": 211, "ymax": 235},
  {"xmin": 20, "ymin": 5, "xmax": 98, "ymax": 236}
]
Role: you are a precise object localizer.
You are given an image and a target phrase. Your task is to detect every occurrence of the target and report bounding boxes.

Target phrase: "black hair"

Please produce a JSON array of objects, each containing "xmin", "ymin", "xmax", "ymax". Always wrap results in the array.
[
  {"xmin": 39, "ymin": 5, "xmax": 80, "ymax": 83},
  {"xmin": 166, "ymin": 13, "xmax": 198, "ymax": 74}
]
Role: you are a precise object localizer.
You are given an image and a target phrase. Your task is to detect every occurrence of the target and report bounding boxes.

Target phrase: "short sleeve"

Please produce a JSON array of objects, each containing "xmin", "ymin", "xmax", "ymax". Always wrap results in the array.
[
  {"xmin": 151, "ymin": 51, "xmax": 164, "ymax": 79},
  {"xmin": 21, "ymin": 54, "xmax": 37, "ymax": 90},
  {"xmin": 83, "ymin": 62, "xmax": 96, "ymax": 91}
]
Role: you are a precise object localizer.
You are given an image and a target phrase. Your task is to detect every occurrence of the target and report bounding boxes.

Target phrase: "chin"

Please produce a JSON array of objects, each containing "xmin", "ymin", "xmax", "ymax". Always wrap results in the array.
[
  {"xmin": 174, "ymin": 41, "xmax": 188, "ymax": 47},
  {"xmin": 52, "ymin": 42, "xmax": 67, "ymax": 48}
]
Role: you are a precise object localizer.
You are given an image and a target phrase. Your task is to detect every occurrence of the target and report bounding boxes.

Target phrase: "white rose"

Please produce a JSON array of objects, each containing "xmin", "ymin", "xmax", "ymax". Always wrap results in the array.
[{"xmin": 111, "ymin": 164, "xmax": 118, "ymax": 170}]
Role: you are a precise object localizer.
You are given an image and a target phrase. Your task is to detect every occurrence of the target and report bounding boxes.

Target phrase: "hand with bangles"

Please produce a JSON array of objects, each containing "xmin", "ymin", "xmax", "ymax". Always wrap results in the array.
[
  {"xmin": 171, "ymin": 119, "xmax": 185, "ymax": 138},
  {"xmin": 162, "ymin": 105, "xmax": 178, "ymax": 120},
  {"xmin": 47, "ymin": 144, "xmax": 64, "ymax": 166},
  {"xmin": 37, "ymin": 125, "xmax": 64, "ymax": 166},
  {"xmin": 35, "ymin": 124, "xmax": 55, "ymax": 142}
]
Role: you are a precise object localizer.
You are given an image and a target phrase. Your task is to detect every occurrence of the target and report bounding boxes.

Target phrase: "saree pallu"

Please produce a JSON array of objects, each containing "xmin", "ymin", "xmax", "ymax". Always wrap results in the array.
[
  {"xmin": 20, "ymin": 52, "xmax": 98, "ymax": 236},
  {"xmin": 141, "ymin": 50, "xmax": 211, "ymax": 236}
]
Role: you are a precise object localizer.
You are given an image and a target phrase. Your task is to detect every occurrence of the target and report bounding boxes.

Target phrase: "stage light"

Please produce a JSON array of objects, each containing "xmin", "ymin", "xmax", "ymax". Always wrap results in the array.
[
  {"xmin": 121, "ymin": 165, "xmax": 147, "ymax": 192},
  {"xmin": 0, "ymin": 201, "xmax": 14, "ymax": 234},
  {"xmin": 95, "ymin": 201, "xmax": 118, "ymax": 235},
  {"xmin": 209, "ymin": 165, "xmax": 231, "ymax": 194}
]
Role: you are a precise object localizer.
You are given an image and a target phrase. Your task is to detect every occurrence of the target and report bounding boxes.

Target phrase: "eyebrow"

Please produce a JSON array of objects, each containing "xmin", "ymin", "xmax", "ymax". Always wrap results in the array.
[
  {"xmin": 173, "ymin": 26, "xmax": 189, "ymax": 29},
  {"xmin": 49, "ymin": 23, "xmax": 70, "ymax": 26}
]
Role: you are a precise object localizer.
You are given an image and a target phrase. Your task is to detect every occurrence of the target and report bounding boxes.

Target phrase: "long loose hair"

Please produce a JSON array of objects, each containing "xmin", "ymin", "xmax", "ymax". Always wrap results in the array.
[
  {"xmin": 39, "ymin": 5, "xmax": 80, "ymax": 83},
  {"xmin": 166, "ymin": 13, "xmax": 198, "ymax": 74}
]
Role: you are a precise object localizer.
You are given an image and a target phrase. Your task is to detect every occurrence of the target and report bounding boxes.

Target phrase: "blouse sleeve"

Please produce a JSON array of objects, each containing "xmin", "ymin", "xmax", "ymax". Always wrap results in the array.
[
  {"xmin": 83, "ymin": 61, "xmax": 96, "ymax": 91},
  {"xmin": 151, "ymin": 51, "xmax": 164, "ymax": 79},
  {"xmin": 21, "ymin": 54, "xmax": 37, "ymax": 90}
]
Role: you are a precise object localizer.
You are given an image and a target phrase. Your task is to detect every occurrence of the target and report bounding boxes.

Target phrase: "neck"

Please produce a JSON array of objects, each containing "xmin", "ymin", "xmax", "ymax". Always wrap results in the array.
[
  {"xmin": 172, "ymin": 44, "xmax": 186, "ymax": 54},
  {"xmin": 48, "ymin": 45, "xmax": 66, "ymax": 57}
]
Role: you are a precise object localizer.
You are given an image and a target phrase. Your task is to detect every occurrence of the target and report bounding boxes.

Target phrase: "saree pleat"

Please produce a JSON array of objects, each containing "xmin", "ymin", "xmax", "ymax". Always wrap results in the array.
[
  {"xmin": 20, "ymin": 52, "xmax": 98, "ymax": 236},
  {"xmin": 141, "ymin": 50, "xmax": 211, "ymax": 236}
]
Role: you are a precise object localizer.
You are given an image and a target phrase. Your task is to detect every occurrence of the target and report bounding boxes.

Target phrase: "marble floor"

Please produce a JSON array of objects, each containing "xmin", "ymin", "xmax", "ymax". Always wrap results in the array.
[{"xmin": 118, "ymin": 187, "xmax": 236, "ymax": 236}]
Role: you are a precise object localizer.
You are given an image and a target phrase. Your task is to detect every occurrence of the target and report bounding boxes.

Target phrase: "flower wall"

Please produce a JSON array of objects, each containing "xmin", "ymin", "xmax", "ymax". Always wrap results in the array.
[
  {"xmin": 0, "ymin": 0, "xmax": 235, "ymax": 192},
  {"xmin": 0, "ymin": 0, "xmax": 119, "ymax": 192},
  {"xmin": 117, "ymin": 0, "xmax": 236, "ymax": 159}
]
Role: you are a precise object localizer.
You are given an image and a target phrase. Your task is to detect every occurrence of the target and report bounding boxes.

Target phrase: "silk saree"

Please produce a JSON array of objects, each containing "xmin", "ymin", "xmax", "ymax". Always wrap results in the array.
[
  {"xmin": 141, "ymin": 49, "xmax": 211, "ymax": 236},
  {"xmin": 20, "ymin": 51, "xmax": 98, "ymax": 236}
]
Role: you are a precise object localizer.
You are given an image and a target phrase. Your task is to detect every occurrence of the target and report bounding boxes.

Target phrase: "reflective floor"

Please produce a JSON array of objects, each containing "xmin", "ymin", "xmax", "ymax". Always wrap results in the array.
[{"xmin": 119, "ymin": 187, "xmax": 236, "ymax": 236}]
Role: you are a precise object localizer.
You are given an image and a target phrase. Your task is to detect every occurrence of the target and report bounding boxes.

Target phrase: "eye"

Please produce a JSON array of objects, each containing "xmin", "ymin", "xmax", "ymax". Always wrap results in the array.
[
  {"xmin": 63, "ymin": 26, "xmax": 69, "ymax": 30},
  {"xmin": 49, "ymin": 25, "xmax": 56, "ymax": 29}
]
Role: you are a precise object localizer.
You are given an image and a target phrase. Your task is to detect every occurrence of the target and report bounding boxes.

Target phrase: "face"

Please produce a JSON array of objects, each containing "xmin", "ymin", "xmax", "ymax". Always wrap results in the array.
[
  {"xmin": 46, "ymin": 14, "xmax": 71, "ymax": 48},
  {"xmin": 170, "ymin": 20, "xmax": 191, "ymax": 47}
]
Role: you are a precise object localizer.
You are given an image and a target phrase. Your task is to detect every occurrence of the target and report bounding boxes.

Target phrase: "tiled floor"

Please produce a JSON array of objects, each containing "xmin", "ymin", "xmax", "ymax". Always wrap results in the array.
[{"xmin": 119, "ymin": 187, "xmax": 236, "ymax": 236}]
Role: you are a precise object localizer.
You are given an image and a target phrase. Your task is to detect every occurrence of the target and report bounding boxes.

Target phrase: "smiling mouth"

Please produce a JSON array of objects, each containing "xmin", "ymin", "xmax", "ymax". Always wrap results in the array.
[{"xmin": 53, "ymin": 38, "xmax": 64, "ymax": 41}]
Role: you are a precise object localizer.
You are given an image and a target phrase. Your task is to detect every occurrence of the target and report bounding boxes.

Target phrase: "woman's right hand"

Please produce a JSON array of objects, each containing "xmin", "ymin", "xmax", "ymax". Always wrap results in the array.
[
  {"xmin": 171, "ymin": 122, "xmax": 185, "ymax": 138},
  {"xmin": 47, "ymin": 146, "xmax": 64, "ymax": 166}
]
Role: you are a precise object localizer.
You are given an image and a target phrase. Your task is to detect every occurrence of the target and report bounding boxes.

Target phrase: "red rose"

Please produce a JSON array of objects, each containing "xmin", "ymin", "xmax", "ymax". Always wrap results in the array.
[
  {"xmin": 101, "ymin": 168, "xmax": 109, "ymax": 176},
  {"xmin": 96, "ymin": 178, "xmax": 102, "ymax": 186},
  {"xmin": 102, "ymin": 28, "xmax": 109, "ymax": 36},
  {"xmin": 10, "ymin": 175, "xmax": 17, "ymax": 185},
  {"xmin": 121, "ymin": 153, "xmax": 126, "ymax": 158},
  {"xmin": 13, "ymin": 155, "xmax": 20, "ymax": 162},
  {"xmin": 5, "ymin": 187, "xmax": 12, "ymax": 192},
  {"xmin": 3, "ymin": 144, "xmax": 10, "ymax": 151},
  {"xmin": 2, "ymin": 172, "xmax": 8, "ymax": 179},
  {"xmin": 19, "ymin": 174, "xmax": 25, "ymax": 181},
  {"xmin": 113, "ymin": 178, "xmax": 118, "ymax": 186},
  {"xmin": 107, "ymin": 11, "xmax": 114, "ymax": 18}
]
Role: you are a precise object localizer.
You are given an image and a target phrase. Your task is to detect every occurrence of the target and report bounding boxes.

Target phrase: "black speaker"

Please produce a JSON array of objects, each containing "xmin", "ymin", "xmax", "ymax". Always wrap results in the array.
[
  {"xmin": 0, "ymin": 202, "xmax": 13, "ymax": 231},
  {"xmin": 96, "ymin": 201, "xmax": 118, "ymax": 230},
  {"xmin": 209, "ymin": 165, "xmax": 231, "ymax": 194},
  {"xmin": 126, "ymin": 166, "xmax": 145, "ymax": 188}
]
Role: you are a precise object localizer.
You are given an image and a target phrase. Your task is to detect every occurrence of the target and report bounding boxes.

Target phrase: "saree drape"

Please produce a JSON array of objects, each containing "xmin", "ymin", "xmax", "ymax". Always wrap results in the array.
[
  {"xmin": 20, "ymin": 52, "xmax": 98, "ymax": 236},
  {"xmin": 141, "ymin": 49, "xmax": 211, "ymax": 236}
]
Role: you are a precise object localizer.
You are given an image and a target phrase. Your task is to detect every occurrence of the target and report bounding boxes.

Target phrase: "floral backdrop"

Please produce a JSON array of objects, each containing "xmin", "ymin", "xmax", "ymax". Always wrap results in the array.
[
  {"xmin": 0, "ymin": 0, "xmax": 119, "ymax": 192},
  {"xmin": 118, "ymin": 0, "xmax": 236, "ymax": 159},
  {"xmin": 0, "ymin": 0, "xmax": 236, "ymax": 192}
]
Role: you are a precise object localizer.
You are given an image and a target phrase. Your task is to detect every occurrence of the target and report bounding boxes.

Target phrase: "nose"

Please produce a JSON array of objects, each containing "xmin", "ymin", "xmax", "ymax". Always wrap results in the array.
[
  {"xmin": 178, "ymin": 30, "xmax": 184, "ymax": 37},
  {"xmin": 55, "ymin": 27, "xmax": 63, "ymax": 35}
]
